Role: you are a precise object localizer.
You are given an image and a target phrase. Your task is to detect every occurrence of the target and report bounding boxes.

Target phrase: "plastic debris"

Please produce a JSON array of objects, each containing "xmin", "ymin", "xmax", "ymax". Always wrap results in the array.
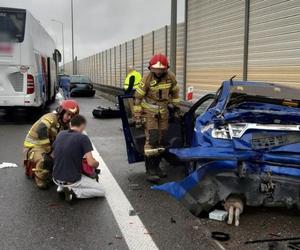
[
  {"xmin": 115, "ymin": 235, "xmax": 123, "ymax": 240},
  {"xmin": 0, "ymin": 162, "xmax": 18, "ymax": 169},
  {"xmin": 129, "ymin": 183, "xmax": 142, "ymax": 190},
  {"xmin": 209, "ymin": 209, "xmax": 228, "ymax": 221},
  {"xmin": 170, "ymin": 217, "xmax": 176, "ymax": 224},
  {"xmin": 129, "ymin": 209, "xmax": 139, "ymax": 216}
]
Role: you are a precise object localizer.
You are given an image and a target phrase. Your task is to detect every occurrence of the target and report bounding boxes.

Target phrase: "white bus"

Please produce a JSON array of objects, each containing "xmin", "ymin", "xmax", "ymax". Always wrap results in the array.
[{"xmin": 0, "ymin": 7, "xmax": 61, "ymax": 110}]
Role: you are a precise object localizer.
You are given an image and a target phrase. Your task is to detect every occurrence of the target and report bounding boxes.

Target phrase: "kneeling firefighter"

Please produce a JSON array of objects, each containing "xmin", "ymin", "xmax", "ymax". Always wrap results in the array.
[
  {"xmin": 23, "ymin": 100, "xmax": 79, "ymax": 189},
  {"xmin": 133, "ymin": 54, "xmax": 180, "ymax": 183}
]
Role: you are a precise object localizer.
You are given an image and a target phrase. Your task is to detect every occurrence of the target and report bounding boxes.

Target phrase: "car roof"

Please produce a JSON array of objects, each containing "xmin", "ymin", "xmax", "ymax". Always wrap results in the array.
[{"xmin": 222, "ymin": 80, "xmax": 297, "ymax": 90}]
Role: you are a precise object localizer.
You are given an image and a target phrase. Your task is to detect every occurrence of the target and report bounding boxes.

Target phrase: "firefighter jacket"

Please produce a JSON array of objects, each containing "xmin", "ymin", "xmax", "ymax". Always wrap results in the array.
[
  {"xmin": 24, "ymin": 113, "xmax": 64, "ymax": 149},
  {"xmin": 133, "ymin": 71, "xmax": 180, "ymax": 116}
]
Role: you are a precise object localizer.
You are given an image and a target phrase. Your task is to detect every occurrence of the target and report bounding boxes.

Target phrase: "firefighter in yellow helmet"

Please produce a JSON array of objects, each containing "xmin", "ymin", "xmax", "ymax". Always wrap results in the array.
[
  {"xmin": 133, "ymin": 54, "xmax": 180, "ymax": 183},
  {"xmin": 124, "ymin": 66, "xmax": 142, "ymax": 94},
  {"xmin": 23, "ymin": 100, "xmax": 79, "ymax": 189}
]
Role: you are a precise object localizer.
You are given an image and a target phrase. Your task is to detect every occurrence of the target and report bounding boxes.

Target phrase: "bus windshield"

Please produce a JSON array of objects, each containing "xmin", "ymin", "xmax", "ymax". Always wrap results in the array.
[{"xmin": 0, "ymin": 8, "xmax": 26, "ymax": 43}]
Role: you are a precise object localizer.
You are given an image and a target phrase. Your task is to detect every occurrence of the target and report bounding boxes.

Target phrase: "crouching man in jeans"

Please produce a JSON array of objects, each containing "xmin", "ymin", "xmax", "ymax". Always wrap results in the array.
[{"xmin": 52, "ymin": 114, "xmax": 105, "ymax": 201}]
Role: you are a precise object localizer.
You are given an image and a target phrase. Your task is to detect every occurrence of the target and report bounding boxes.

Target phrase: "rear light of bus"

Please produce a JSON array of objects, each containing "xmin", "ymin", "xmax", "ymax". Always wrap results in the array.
[{"xmin": 27, "ymin": 74, "xmax": 35, "ymax": 94}]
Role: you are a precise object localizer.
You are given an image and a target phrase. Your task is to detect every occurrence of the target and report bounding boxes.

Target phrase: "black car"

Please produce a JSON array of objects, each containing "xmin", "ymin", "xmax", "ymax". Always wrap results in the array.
[{"xmin": 70, "ymin": 75, "xmax": 96, "ymax": 97}]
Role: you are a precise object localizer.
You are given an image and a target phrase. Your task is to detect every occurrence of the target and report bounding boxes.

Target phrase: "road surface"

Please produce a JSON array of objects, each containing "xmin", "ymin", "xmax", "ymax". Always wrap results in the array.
[{"xmin": 0, "ymin": 94, "xmax": 299, "ymax": 250}]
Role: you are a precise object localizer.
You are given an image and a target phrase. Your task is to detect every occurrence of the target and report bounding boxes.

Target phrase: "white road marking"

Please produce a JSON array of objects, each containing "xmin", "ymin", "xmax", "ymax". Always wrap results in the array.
[{"xmin": 90, "ymin": 140, "xmax": 159, "ymax": 250}]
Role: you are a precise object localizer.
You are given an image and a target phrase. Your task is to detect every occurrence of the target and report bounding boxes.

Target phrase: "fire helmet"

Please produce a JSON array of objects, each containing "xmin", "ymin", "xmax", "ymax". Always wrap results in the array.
[
  {"xmin": 57, "ymin": 99, "xmax": 79, "ymax": 116},
  {"xmin": 148, "ymin": 54, "xmax": 169, "ymax": 70}
]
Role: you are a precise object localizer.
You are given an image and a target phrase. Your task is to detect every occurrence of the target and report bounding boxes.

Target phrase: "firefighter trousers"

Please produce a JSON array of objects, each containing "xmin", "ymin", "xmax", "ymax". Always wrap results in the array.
[
  {"xmin": 144, "ymin": 110, "xmax": 169, "ymax": 153},
  {"xmin": 23, "ymin": 146, "xmax": 53, "ymax": 189}
]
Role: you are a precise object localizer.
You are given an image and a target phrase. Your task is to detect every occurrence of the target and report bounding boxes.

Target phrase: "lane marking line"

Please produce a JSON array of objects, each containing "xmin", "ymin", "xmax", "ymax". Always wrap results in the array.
[{"xmin": 90, "ymin": 139, "xmax": 159, "ymax": 250}]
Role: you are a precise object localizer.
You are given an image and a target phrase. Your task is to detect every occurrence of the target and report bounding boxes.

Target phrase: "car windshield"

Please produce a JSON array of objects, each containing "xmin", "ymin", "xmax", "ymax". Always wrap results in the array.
[
  {"xmin": 0, "ymin": 9, "xmax": 26, "ymax": 43},
  {"xmin": 70, "ymin": 75, "xmax": 91, "ymax": 83},
  {"xmin": 227, "ymin": 84, "xmax": 300, "ymax": 109}
]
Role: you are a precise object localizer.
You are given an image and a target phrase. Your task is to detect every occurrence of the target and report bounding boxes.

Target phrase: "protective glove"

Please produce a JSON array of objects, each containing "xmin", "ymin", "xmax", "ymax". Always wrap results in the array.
[
  {"xmin": 173, "ymin": 106, "xmax": 181, "ymax": 118},
  {"xmin": 135, "ymin": 116, "xmax": 143, "ymax": 128}
]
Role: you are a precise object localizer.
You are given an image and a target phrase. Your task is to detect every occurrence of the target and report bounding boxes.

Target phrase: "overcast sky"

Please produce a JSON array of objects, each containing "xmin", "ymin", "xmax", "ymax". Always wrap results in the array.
[{"xmin": 1, "ymin": 0, "xmax": 185, "ymax": 63}]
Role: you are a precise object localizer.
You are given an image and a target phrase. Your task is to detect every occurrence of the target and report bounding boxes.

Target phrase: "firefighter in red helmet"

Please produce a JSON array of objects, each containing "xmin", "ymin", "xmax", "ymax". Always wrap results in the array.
[
  {"xmin": 23, "ymin": 100, "xmax": 79, "ymax": 189},
  {"xmin": 133, "ymin": 54, "xmax": 180, "ymax": 183}
]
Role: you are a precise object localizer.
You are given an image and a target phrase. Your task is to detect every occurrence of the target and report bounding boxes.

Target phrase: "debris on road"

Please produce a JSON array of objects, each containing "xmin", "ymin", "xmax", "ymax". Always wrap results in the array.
[
  {"xmin": 211, "ymin": 231, "xmax": 230, "ymax": 242},
  {"xmin": 208, "ymin": 209, "xmax": 228, "ymax": 222},
  {"xmin": 114, "ymin": 235, "xmax": 123, "ymax": 240},
  {"xmin": 170, "ymin": 217, "xmax": 176, "ymax": 224},
  {"xmin": 245, "ymin": 237, "xmax": 300, "ymax": 245},
  {"xmin": 129, "ymin": 209, "xmax": 139, "ymax": 216},
  {"xmin": 92, "ymin": 105, "xmax": 120, "ymax": 119},
  {"xmin": 129, "ymin": 183, "xmax": 142, "ymax": 190},
  {"xmin": 0, "ymin": 162, "xmax": 18, "ymax": 169},
  {"xmin": 192, "ymin": 225, "xmax": 199, "ymax": 231},
  {"xmin": 48, "ymin": 203, "xmax": 62, "ymax": 208}
]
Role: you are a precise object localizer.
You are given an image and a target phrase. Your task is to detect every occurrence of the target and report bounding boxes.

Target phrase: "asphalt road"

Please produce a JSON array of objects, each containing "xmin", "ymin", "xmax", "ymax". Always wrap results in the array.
[{"xmin": 0, "ymin": 94, "xmax": 299, "ymax": 250}]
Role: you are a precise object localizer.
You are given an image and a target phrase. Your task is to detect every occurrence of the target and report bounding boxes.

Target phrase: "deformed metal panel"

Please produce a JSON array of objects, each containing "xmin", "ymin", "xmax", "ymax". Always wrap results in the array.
[
  {"xmin": 186, "ymin": 0, "xmax": 245, "ymax": 100},
  {"xmin": 248, "ymin": 0, "xmax": 300, "ymax": 87},
  {"xmin": 143, "ymin": 32, "xmax": 153, "ymax": 76}
]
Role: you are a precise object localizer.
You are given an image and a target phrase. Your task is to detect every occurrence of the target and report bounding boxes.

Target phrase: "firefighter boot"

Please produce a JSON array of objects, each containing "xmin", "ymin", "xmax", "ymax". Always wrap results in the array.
[
  {"xmin": 145, "ymin": 157, "xmax": 160, "ymax": 183},
  {"xmin": 154, "ymin": 156, "xmax": 167, "ymax": 178}
]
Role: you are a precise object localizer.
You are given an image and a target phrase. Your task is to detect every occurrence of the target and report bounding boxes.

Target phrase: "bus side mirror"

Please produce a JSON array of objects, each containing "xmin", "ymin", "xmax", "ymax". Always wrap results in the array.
[{"xmin": 53, "ymin": 49, "xmax": 62, "ymax": 63}]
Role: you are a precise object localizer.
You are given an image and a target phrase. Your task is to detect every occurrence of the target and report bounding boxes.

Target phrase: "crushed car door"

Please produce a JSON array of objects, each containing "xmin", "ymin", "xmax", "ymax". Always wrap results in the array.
[
  {"xmin": 119, "ymin": 93, "xmax": 215, "ymax": 164},
  {"xmin": 118, "ymin": 93, "xmax": 187, "ymax": 164},
  {"xmin": 118, "ymin": 94, "xmax": 145, "ymax": 164}
]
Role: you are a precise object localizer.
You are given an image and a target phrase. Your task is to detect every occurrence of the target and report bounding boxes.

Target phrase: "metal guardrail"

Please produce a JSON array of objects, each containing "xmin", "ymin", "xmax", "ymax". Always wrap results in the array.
[{"xmin": 93, "ymin": 83, "xmax": 193, "ymax": 111}]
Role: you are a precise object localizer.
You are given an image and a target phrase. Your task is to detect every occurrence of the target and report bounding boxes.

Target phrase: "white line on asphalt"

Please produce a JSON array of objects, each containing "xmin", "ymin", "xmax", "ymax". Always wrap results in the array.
[{"xmin": 90, "ymin": 141, "xmax": 159, "ymax": 250}]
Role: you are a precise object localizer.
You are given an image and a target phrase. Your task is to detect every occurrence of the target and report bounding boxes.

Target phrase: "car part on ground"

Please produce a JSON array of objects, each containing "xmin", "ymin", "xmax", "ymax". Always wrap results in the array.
[
  {"xmin": 224, "ymin": 195, "xmax": 244, "ymax": 226},
  {"xmin": 92, "ymin": 105, "xmax": 121, "ymax": 119},
  {"xmin": 211, "ymin": 231, "xmax": 230, "ymax": 242}
]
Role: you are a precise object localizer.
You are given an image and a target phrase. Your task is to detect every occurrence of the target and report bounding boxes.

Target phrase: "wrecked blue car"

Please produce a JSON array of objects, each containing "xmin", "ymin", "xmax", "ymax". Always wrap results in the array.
[{"xmin": 119, "ymin": 80, "xmax": 300, "ymax": 223}]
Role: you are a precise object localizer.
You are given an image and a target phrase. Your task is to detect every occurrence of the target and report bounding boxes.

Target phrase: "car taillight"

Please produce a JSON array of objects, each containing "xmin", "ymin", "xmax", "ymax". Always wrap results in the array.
[{"xmin": 27, "ymin": 74, "xmax": 35, "ymax": 94}]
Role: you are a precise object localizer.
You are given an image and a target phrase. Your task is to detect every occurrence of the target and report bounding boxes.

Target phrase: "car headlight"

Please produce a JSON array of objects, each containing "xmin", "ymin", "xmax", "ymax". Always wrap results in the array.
[
  {"xmin": 211, "ymin": 127, "xmax": 230, "ymax": 139},
  {"xmin": 228, "ymin": 123, "xmax": 247, "ymax": 138}
]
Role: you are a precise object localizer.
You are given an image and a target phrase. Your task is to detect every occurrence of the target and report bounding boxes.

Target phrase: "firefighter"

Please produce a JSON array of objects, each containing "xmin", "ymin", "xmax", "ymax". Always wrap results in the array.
[
  {"xmin": 133, "ymin": 54, "xmax": 180, "ymax": 183},
  {"xmin": 23, "ymin": 100, "xmax": 80, "ymax": 189},
  {"xmin": 124, "ymin": 66, "xmax": 142, "ymax": 95}
]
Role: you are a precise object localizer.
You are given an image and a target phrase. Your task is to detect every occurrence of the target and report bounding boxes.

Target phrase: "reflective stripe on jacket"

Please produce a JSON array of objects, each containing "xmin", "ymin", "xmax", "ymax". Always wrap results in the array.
[{"xmin": 24, "ymin": 113, "xmax": 62, "ymax": 148}]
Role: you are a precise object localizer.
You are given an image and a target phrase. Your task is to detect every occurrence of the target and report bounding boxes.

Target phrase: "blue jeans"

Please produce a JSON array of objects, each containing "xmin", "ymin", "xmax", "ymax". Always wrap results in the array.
[{"xmin": 62, "ymin": 87, "xmax": 70, "ymax": 100}]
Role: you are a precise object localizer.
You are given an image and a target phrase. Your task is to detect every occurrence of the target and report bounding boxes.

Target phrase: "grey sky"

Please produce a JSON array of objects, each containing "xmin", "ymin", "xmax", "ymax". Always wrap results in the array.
[{"xmin": 1, "ymin": 0, "xmax": 184, "ymax": 63}]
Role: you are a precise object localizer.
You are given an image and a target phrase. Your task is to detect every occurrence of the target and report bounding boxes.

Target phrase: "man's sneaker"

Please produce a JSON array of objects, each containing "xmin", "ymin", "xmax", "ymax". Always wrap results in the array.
[
  {"xmin": 57, "ymin": 185, "xmax": 64, "ymax": 193},
  {"xmin": 63, "ymin": 187, "xmax": 74, "ymax": 202}
]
